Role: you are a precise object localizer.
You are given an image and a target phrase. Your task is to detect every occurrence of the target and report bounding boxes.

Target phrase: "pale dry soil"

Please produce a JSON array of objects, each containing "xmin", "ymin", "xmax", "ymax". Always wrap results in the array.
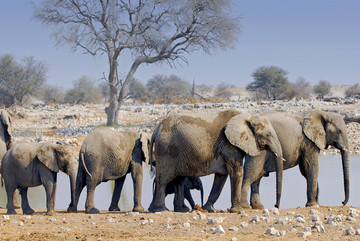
[{"xmin": 0, "ymin": 206, "xmax": 360, "ymax": 240}]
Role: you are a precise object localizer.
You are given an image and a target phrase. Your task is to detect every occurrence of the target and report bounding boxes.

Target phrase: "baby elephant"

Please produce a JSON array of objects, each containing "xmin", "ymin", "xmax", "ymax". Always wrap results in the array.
[
  {"xmin": 67, "ymin": 128, "xmax": 151, "ymax": 214},
  {"xmin": 1, "ymin": 142, "xmax": 78, "ymax": 215}
]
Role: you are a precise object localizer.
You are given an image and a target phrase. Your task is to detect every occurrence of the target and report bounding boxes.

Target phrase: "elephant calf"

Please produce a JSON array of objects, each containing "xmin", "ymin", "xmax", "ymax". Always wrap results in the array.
[
  {"xmin": 67, "ymin": 128, "xmax": 151, "ymax": 214},
  {"xmin": 1, "ymin": 142, "xmax": 78, "ymax": 215},
  {"xmin": 153, "ymin": 176, "xmax": 204, "ymax": 210}
]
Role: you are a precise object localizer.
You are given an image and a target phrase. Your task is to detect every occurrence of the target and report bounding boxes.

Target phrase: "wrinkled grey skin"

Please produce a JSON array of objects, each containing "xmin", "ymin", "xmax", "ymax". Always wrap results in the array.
[
  {"xmin": 0, "ymin": 110, "xmax": 13, "ymax": 166},
  {"xmin": 1, "ymin": 142, "xmax": 78, "ymax": 215},
  {"xmin": 208, "ymin": 113, "xmax": 284, "ymax": 210},
  {"xmin": 240, "ymin": 110, "xmax": 350, "ymax": 209},
  {"xmin": 153, "ymin": 176, "xmax": 204, "ymax": 210},
  {"xmin": 148, "ymin": 111, "xmax": 283, "ymax": 213},
  {"xmin": 67, "ymin": 128, "xmax": 151, "ymax": 214}
]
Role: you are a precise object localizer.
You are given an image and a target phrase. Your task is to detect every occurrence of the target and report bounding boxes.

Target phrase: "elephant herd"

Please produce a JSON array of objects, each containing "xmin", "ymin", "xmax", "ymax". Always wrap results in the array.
[{"xmin": 0, "ymin": 108, "xmax": 350, "ymax": 215}]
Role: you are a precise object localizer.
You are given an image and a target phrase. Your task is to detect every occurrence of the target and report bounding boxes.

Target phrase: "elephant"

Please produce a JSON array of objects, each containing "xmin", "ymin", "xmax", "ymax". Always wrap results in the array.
[
  {"xmin": 240, "ymin": 110, "xmax": 350, "ymax": 209},
  {"xmin": 67, "ymin": 128, "xmax": 151, "ymax": 214},
  {"xmin": 148, "ymin": 110, "xmax": 283, "ymax": 213},
  {"xmin": 1, "ymin": 142, "xmax": 78, "ymax": 215},
  {"xmin": 153, "ymin": 176, "xmax": 204, "ymax": 210},
  {"xmin": 0, "ymin": 110, "xmax": 13, "ymax": 165}
]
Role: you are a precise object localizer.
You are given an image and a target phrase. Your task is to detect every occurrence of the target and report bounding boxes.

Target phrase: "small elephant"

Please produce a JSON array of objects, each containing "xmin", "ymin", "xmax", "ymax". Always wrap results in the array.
[
  {"xmin": 240, "ymin": 110, "xmax": 350, "ymax": 209},
  {"xmin": 153, "ymin": 176, "xmax": 204, "ymax": 210},
  {"xmin": 149, "ymin": 110, "xmax": 283, "ymax": 213},
  {"xmin": 67, "ymin": 128, "xmax": 151, "ymax": 214},
  {"xmin": 1, "ymin": 142, "xmax": 78, "ymax": 215}
]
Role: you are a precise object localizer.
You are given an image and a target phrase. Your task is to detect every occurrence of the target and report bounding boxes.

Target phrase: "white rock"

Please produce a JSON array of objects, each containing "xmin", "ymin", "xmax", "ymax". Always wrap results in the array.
[
  {"xmin": 298, "ymin": 230, "xmax": 311, "ymax": 238},
  {"xmin": 60, "ymin": 227, "xmax": 71, "ymax": 232},
  {"xmin": 213, "ymin": 225, "xmax": 225, "ymax": 234},
  {"xmin": 208, "ymin": 217, "xmax": 224, "ymax": 225},
  {"xmin": 275, "ymin": 218, "xmax": 287, "ymax": 225},
  {"xmin": 2, "ymin": 215, "xmax": 9, "ymax": 220},
  {"xmin": 229, "ymin": 226, "xmax": 238, "ymax": 232},
  {"xmin": 346, "ymin": 227, "xmax": 355, "ymax": 235},
  {"xmin": 312, "ymin": 222, "xmax": 325, "ymax": 233},
  {"xmin": 309, "ymin": 209, "xmax": 319, "ymax": 215},
  {"xmin": 312, "ymin": 215, "xmax": 320, "ymax": 222},
  {"xmin": 262, "ymin": 209, "xmax": 270, "ymax": 215},
  {"xmin": 163, "ymin": 224, "xmax": 172, "ymax": 229},
  {"xmin": 348, "ymin": 208, "xmax": 360, "ymax": 217},
  {"xmin": 17, "ymin": 222, "xmax": 24, "ymax": 227},
  {"xmin": 296, "ymin": 217, "xmax": 306, "ymax": 223},
  {"xmin": 183, "ymin": 222, "xmax": 191, "ymax": 228},
  {"xmin": 199, "ymin": 213, "xmax": 207, "ymax": 220},
  {"xmin": 356, "ymin": 229, "xmax": 360, "ymax": 235},
  {"xmin": 108, "ymin": 218, "xmax": 116, "ymax": 223},
  {"xmin": 125, "ymin": 212, "xmax": 140, "ymax": 216},
  {"xmin": 48, "ymin": 217, "xmax": 56, "ymax": 222},
  {"xmin": 265, "ymin": 227, "xmax": 279, "ymax": 236},
  {"xmin": 231, "ymin": 237, "xmax": 238, "ymax": 241},
  {"xmin": 251, "ymin": 216, "xmax": 260, "ymax": 223},
  {"xmin": 278, "ymin": 230, "xmax": 286, "ymax": 236},
  {"xmin": 238, "ymin": 222, "xmax": 247, "ymax": 228},
  {"xmin": 346, "ymin": 216, "xmax": 356, "ymax": 222}
]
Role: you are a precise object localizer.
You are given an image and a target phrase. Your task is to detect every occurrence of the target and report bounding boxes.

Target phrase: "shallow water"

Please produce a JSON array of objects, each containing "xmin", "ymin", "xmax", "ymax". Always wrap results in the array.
[{"xmin": 0, "ymin": 155, "xmax": 358, "ymax": 211}]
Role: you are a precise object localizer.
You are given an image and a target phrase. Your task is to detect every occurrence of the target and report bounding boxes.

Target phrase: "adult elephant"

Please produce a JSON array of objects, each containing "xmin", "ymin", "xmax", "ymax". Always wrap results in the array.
[
  {"xmin": 1, "ymin": 142, "xmax": 78, "ymax": 215},
  {"xmin": 240, "ymin": 110, "xmax": 350, "ymax": 209},
  {"xmin": 149, "ymin": 110, "xmax": 283, "ymax": 213},
  {"xmin": 153, "ymin": 176, "xmax": 204, "ymax": 210},
  {"xmin": 67, "ymin": 128, "xmax": 151, "ymax": 214}
]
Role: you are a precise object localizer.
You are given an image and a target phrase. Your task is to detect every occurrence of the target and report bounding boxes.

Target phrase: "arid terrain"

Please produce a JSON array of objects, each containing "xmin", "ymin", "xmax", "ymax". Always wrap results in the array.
[{"xmin": 1, "ymin": 87, "xmax": 360, "ymax": 240}]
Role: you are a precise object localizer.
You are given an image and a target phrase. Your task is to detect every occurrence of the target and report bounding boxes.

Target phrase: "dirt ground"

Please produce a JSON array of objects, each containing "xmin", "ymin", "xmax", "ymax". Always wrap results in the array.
[{"xmin": 1, "ymin": 206, "xmax": 360, "ymax": 240}]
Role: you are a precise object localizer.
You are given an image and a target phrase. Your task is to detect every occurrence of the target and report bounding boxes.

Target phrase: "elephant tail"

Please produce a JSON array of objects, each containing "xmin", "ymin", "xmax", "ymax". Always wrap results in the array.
[{"xmin": 80, "ymin": 151, "xmax": 92, "ymax": 178}]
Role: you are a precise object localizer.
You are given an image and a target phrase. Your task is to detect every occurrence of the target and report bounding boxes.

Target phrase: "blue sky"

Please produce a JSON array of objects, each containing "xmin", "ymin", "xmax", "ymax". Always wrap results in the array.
[{"xmin": 0, "ymin": 0, "xmax": 359, "ymax": 89}]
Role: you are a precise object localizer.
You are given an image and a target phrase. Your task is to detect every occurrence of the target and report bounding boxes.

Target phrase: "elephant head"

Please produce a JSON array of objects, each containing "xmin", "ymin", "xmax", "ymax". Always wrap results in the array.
[
  {"xmin": 302, "ymin": 110, "xmax": 350, "ymax": 205},
  {"xmin": 1, "ymin": 110, "xmax": 13, "ymax": 150},
  {"xmin": 224, "ymin": 113, "xmax": 284, "ymax": 208},
  {"xmin": 37, "ymin": 143, "xmax": 79, "ymax": 204}
]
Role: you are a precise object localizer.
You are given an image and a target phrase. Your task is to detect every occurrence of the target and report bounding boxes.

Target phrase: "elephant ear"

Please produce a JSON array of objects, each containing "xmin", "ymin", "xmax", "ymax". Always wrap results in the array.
[
  {"xmin": 140, "ymin": 132, "xmax": 151, "ymax": 164},
  {"xmin": 37, "ymin": 143, "xmax": 60, "ymax": 173},
  {"xmin": 302, "ymin": 110, "xmax": 327, "ymax": 150},
  {"xmin": 224, "ymin": 114, "xmax": 260, "ymax": 156},
  {"xmin": 1, "ymin": 110, "xmax": 13, "ymax": 149}
]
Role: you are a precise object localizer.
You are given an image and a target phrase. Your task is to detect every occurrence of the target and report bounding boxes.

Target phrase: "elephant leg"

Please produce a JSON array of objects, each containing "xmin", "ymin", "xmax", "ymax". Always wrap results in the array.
[
  {"xmin": 149, "ymin": 174, "xmax": 172, "ymax": 213},
  {"xmin": 109, "ymin": 176, "xmax": 126, "ymax": 212},
  {"xmin": 5, "ymin": 184, "xmax": 17, "ymax": 214},
  {"xmin": 227, "ymin": 160, "xmax": 244, "ymax": 213},
  {"xmin": 174, "ymin": 177, "xmax": 189, "ymax": 212},
  {"xmin": 184, "ymin": 187, "xmax": 196, "ymax": 209},
  {"xmin": 85, "ymin": 178, "xmax": 100, "ymax": 214},
  {"xmin": 250, "ymin": 178, "xmax": 265, "ymax": 209},
  {"xmin": 19, "ymin": 187, "xmax": 34, "ymax": 215},
  {"xmin": 130, "ymin": 161, "xmax": 145, "ymax": 212},
  {"xmin": 299, "ymin": 155, "xmax": 320, "ymax": 207},
  {"xmin": 42, "ymin": 173, "xmax": 57, "ymax": 215},
  {"xmin": 68, "ymin": 171, "xmax": 86, "ymax": 213},
  {"xmin": 203, "ymin": 174, "xmax": 227, "ymax": 213}
]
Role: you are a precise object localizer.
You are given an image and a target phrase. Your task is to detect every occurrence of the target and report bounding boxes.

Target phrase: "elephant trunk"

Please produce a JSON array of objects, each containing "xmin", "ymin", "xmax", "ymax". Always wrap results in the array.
[
  {"xmin": 341, "ymin": 149, "xmax": 350, "ymax": 206},
  {"xmin": 68, "ymin": 161, "xmax": 78, "ymax": 210},
  {"xmin": 268, "ymin": 139, "xmax": 283, "ymax": 209}
]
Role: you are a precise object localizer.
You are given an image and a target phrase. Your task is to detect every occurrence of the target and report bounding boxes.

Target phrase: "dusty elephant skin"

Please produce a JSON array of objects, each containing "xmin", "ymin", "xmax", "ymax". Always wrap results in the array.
[
  {"xmin": 67, "ymin": 128, "xmax": 151, "ymax": 214},
  {"xmin": 240, "ymin": 110, "xmax": 350, "ymax": 210},
  {"xmin": 149, "ymin": 110, "xmax": 240, "ymax": 213},
  {"xmin": 1, "ymin": 142, "xmax": 78, "ymax": 215}
]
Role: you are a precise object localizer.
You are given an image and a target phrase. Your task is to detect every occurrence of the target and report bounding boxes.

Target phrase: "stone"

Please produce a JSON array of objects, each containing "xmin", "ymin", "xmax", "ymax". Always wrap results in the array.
[
  {"xmin": 309, "ymin": 209, "xmax": 319, "ymax": 215},
  {"xmin": 312, "ymin": 222, "xmax": 325, "ymax": 233},
  {"xmin": 125, "ymin": 212, "xmax": 140, "ymax": 216},
  {"xmin": 229, "ymin": 226, "xmax": 239, "ymax": 232},
  {"xmin": 207, "ymin": 217, "xmax": 224, "ymax": 225},
  {"xmin": 265, "ymin": 227, "xmax": 279, "ymax": 236},
  {"xmin": 2, "ymin": 215, "xmax": 9, "ymax": 220},
  {"xmin": 183, "ymin": 222, "xmax": 191, "ymax": 228},
  {"xmin": 240, "ymin": 222, "xmax": 248, "ymax": 228},
  {"xmin": 163, "ymin": 224, "xmax": 172, "ymax": 229},
  {"xmin": 296, "ymin": 217, "xmax": 306, "ymax": 223},
  {"xmin": 278, "ymin": 230, "xmax": 286, "ymax": 236},
  {"xmin": 251, "ymin": 216, "xmax": 260, "ymax": 223},
  {"xmin": 213, "ymin": 225, "xmax": 225, "ymax": 234},
  {"xmin": 346, "ymin": 227, "xmax": 355, "ymax": 235}
]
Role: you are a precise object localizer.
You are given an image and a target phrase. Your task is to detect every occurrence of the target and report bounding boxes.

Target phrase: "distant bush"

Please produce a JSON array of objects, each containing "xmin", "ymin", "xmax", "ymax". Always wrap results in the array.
[
  {"xmin": 64, "ymin": 76, "xmax": 102, "ymax": 104},
  {"xmin": 345, "ymin": 84, "xmax": 360, "ymax": 98},
  {"xmin": 313, "ymin": 80, "xmax": 331, "ymax": 99},
  {"xmin": 282, "ymin": 76, "xmax": 312, "ymax": 99}
]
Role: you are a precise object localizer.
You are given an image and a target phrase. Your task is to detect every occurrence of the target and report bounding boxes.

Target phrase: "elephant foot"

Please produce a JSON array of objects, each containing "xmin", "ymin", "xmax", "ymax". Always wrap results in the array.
[
  {"xmin": 251, "ymin": 202, "xmax": 264, "ymax": 210},
  {"xmin": 7, "ymin": 209, "xmax": 17, "ymax": 215},
  {"xmin": 240, "ymin": 201, "xmax": 252, "ymax": 209},
  {"xmin": 108, "ymin": 205, "xmax": 120, "ymax": 212},
  {"xmin": 132, "ymin": 206, "xmax": 145, "ymax": 212},
  {"xmin": 229, "ymin": 206, "xmax": 243, "ymax": 213},
  {"xmin": 67, "ymin": 206, "xmax": 78, "ymax": 213},
  {"xmin": 174, "ymin": 205, "xmax": 190, "ymax": 213},
  {"xmin": 86, "ymin": 208, "xmax": 100, "ymax": 214},
  {"xmin": 202, "ymin": 204, "xmax": 216, "ymax": 213},
  {"xmin": 148, "ymin": 204, "xmax": 168, "ymax": 213},
  {"xmin": 23, "ymin": 208, "xmax": 35, "ymax": 215},
  {"xmin": 305, "ymin": 201, "xmax": 319, "ymax": 207},
  {"xmin": 46, "ymin": 210, "xmax": 56, "ymax": 216}
]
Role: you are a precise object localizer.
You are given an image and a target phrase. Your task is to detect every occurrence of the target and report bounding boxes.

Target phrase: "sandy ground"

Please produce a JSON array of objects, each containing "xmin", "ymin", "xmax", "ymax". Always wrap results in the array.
[{"xmin": 1, "ymin": 206, "xmax": 360, "ymax": 240}]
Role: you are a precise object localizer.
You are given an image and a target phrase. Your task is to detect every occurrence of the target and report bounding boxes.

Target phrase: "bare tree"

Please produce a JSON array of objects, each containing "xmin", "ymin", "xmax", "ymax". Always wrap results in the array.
[
  {"xmin": 33, "ymin": 0, "xmax": 240, "ymax": 125},
  {"xmin": 0, "ymin": 54, "xmax": 47, "ymax": 106}
]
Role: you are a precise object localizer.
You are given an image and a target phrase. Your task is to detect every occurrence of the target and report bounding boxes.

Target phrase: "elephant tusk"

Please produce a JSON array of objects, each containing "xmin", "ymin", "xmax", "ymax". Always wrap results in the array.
[{"xmin": 283, "ymin": 158, "xmax": 286, "ymax": 162}]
